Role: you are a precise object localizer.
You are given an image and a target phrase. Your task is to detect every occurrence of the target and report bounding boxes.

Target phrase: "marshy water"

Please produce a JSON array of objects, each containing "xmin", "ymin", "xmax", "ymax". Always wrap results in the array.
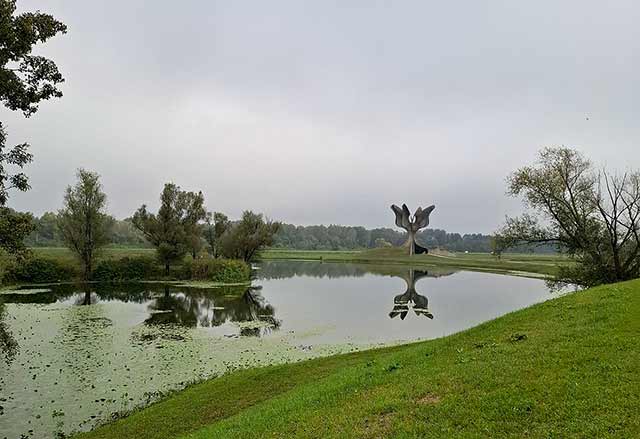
[{"xmin": 0, "ymin": 261, "xmax": 553, "ymax": 438}]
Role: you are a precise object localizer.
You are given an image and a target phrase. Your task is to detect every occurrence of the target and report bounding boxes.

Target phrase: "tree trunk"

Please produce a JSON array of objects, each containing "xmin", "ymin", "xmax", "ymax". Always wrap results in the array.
[{"xmin": 165, "ymin": 262, "xmax": 170, "ymax": 276}]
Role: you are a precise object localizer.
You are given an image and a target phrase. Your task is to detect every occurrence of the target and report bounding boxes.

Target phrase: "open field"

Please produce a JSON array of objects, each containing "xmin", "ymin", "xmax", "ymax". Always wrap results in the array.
[
  {"xmin": 31, "ymin": 246, "xmax": 156, "ymax": 264},
  {"xmin": 77, "ymin": 278, "xmax": 640, "ymax": 438},
  {"xmin": 261, "ymin": 248, "xmax": 569, "ymax": 277}
]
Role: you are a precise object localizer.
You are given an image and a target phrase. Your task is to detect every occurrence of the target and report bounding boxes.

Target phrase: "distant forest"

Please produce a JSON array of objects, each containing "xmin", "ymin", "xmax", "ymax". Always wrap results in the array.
[
  {"xmin": 26, "ymin": 213, "xmax": 554, "ymax": 253},
  {"xmin": 272, "ymin": 224, "xmax": 556, "ymax": 253}
]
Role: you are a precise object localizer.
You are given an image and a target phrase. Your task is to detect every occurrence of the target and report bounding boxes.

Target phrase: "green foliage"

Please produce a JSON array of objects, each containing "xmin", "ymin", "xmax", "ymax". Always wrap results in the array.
[
  {"xmin": 0, "ymin": 122, "xmax": 32, "ymax": 205},
  {"xmin": 0, "ymin": 0, "xmax": 67, "ymax": 206},
  {"xmin": 0, "ymin": 206, "xmax": 33, "ymax": 255},
  {"xmin": 182, "ymin": 258, "xmax": 251, "ymax": 283},
  {"xmin": 92, "ymin": 256, "xmax": 160, "ymax": 282},
  {"xmin": 132, "ymin": 183, "xmax": 206, "ymax": 274},
  {"xmin": 221, "ymin": 211, "xmax": 281, "ymax": 262},
  {"xmin": 57, "ymin": 169, "xmax": 112, "ymax": 280},
  {"xmin": 4, "ymin": 256, "xmax": 76, "ymax": 283},
  {"xmin": 203, "ymin": 211, "xmax": 230, "ymax": 258},
  {"xmin": 0, "ymin": 0, "xmax": 67, "ymax": 116}
]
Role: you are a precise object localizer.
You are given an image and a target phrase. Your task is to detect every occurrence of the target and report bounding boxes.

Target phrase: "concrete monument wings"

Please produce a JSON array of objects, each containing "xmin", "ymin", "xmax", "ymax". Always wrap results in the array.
[{"xmin": 390, "ymin": 203, "xmax": 435, "ymax": 255}]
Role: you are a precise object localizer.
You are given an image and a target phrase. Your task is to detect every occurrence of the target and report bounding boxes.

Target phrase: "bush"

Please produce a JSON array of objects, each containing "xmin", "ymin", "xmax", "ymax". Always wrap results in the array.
[
  {"xmin": 92, "ymin": 256, "xmax": 160, "ymax": 282},
  {"xmin": 183, "ymin": 258, "xmax": 251, "ymax": 283},
  {"xmin": 5, "ymin": 257, "xmax": 77, "ymax": 284}
]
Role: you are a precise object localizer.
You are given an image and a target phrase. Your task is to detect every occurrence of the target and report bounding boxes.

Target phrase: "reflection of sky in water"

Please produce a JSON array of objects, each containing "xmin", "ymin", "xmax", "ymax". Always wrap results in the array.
[{"xmin": 0, "ymin": 261, "xmax": 553, "ymax": 438}]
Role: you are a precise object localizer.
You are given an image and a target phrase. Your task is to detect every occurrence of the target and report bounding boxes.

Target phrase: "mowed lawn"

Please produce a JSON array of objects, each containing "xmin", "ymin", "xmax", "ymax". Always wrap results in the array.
[{"xmin": 77, "ymin": 279, "xmax": 640, "ymax": 439}]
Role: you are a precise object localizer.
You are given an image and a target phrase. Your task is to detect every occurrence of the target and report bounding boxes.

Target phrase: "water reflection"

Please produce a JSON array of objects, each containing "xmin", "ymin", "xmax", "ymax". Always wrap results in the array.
[
  {"xmin": 144, "ymin": 285, "xmax": 279, "ymax": 336},
  {"xmin": 0, "ymin": 283, "xmax": 280, "ymax": 337},
  {"xmin": 0, "ymin": 300, "xmax": 18, "ymax": 365},
  {"xmin": 390, "ymin": 269, "xmax": 434, "ymax": 320}
]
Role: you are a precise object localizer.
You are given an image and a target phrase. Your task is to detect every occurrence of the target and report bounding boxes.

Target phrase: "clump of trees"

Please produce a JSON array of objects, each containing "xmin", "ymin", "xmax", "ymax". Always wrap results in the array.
[
  {"xmin": 495, "ymin": 147, "xmax": 640, "ymax": 287},
  {"xmin": 57, "ymin": 169, "xmax": 113, "ymax": 280},
  {"xmin": 132, "ymin": 183, "xmax": 206, "ymax": 274},
  {"xmin": 220, "ymin": 211, "xmax": 281, "ymax": 262},
  {"xmin": 133, "ymin": 184, "xmax": 281, "ymax": 268}
]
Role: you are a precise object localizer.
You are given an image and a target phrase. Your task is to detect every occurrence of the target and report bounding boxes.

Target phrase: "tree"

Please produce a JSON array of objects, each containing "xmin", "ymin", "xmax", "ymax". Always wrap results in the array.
[
  {"xmin": 0, "ymin": 1, "xmax": 66, "ymax": 257},
  {"xmin": 0, "ymin": 206, "xmax": 33, "ymax": 256},
  {"xmin": 0, "ymin": 0, "xmax": 67, "ymax": 204},
  {"xmin": 57, "ymin": 169, "xmax": 112, "ymax": 280},
  {"xmin": 496, "ymin": 147, "xmax": 640, "ymax": 287},
  {"xmin": 182, "ymin": 191, "xmax": 206, "ymax": 259},
  {"xmin": 132, "ymin": 183, "xmax": 206, "ymax": 274},
  {"xmin": 203, "ymin": 211, "xmax": 230, "ymax": 258},
  {"xmin": 221, "ymin": 211, "xmax": 281, "ymax": 262}
]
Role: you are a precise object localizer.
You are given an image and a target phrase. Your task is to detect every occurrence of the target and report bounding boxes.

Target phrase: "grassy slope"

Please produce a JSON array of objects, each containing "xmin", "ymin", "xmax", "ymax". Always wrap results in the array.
[
  {"xmin": 78, "ymin": 279, "xmax": 640, "ymax": 439},
  {"xmin": 261, "ymin": 248, "xmax": 567, "ymax": 277}
]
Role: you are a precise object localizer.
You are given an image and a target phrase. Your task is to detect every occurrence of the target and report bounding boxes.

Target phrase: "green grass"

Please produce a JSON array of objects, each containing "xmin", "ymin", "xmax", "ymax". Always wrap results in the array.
[
  {"xmin": 77, "ymin": 279, "xmax": 640, "ymax": 439},
  {"xmin": 261, "ymin": 248, "xmax": 568, "ymax": 277},
  {"xmin": 31, "ymin": 246, "xmax": 156, "ymax": 265}
]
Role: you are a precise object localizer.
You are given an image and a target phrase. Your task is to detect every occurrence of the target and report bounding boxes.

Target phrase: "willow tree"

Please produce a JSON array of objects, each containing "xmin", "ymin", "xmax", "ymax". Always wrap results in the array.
[
  {"xmin": 58, "ymin": 169, "xmax": 112, "ymax": 280},
  {"xmin": 221, "ymin": 211, "xmax": 281, "ymax": 262},
  {"xmin": 496, "ymin": 147, "xmax": 640, "ymax": 287},
  {"xmin": 132, "ymin": 183, "xmax": 206, "ymax": 274}
]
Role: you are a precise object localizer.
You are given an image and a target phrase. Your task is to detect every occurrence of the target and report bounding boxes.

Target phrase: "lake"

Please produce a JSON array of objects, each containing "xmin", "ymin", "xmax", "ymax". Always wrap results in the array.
[{"xmin": 0, "ymin": 261, "xmax": 553, "ymax": 438}]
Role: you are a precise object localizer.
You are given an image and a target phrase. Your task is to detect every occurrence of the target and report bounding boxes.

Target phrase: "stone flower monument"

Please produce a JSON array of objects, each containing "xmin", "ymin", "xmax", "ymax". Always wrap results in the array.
[{"xmin": 390, "ymin": 203, "xmax": 435, "ymax": 255}]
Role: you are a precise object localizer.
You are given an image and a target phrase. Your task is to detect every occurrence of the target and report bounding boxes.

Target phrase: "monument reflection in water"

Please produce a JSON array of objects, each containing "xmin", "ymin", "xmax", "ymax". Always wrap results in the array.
[{"xmin": 389, "ymin": 269, "xmax": 435, "ymax": 320}]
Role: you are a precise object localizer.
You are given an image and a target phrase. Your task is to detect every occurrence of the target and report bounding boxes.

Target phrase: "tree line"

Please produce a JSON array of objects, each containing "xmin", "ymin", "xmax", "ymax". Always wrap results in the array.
[
  {"xmin": 272, "ymin": 224, "xmax": 555, "ymax": 253},
  {"xmin": 24, "ymin": 214, "xmax": 544, "ymax": 253},
  {"xmin": 4, "ymin": 169, "xmax": 280, "ymax": 280}
]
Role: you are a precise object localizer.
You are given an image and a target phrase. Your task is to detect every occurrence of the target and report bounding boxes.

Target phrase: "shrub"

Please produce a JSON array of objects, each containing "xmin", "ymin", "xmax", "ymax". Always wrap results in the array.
[
  {"xmin": 92, "ymin": 256, "xmax": 160, "ymax": 282},
  {"xmin": 185, "ymin": 258, "xmax": 251, "ymax": 283},
  {"xmin": 6, "ymin": 257, "xmax": 77, "ymax": 284}
]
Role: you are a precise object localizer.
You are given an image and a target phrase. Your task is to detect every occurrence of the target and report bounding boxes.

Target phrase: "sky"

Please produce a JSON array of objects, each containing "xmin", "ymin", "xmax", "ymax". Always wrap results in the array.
[{"xmin": 2, "ymin": 1, "xmax": 639, "ymax": 233}]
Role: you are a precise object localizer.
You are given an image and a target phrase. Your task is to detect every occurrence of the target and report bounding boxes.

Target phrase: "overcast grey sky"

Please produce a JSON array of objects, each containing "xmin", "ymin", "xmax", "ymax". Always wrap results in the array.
[{"xmin": 2, "ymin": 1, "xmax": 639, "ymax": 233}]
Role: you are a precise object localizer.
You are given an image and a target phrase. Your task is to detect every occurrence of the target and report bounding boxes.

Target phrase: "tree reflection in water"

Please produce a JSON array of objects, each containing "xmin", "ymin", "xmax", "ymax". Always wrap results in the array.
[
  {"xmin": 144, "ymin": 285, "xmax": 280, "ymax": 335},
  {"xmin": 0, "ymin": 283, "xmax": 281, "ymax": 338}
]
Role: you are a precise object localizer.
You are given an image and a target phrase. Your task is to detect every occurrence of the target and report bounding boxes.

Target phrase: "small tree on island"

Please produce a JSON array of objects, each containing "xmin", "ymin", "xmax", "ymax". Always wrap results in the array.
[
  {"xmin": 57, "ymin": 169, "xmax": 113, "ymax": 280},
  {"xmin": 132, "ymin": 183, "xmax": 206, "ymax": 274},
  {"xmin": 203, "ymin": 211, "xmax": 231, "ymax": 258},
  {"xmin": 496, "ymin": 147, "xmax": 640, "ymax": 287},
  {"xmin": 220, "ymin": 211, "xmax": 281, "ymax": 262}
]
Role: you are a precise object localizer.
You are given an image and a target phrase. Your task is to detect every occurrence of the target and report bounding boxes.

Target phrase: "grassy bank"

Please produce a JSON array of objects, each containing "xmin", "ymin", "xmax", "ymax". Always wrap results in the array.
[
  {"xmin": 77, "ymin": 279, "xmax": 639, "ymax": 438},
  {"xmin": 261, "ymin": 248, "xmax": 568, "ymax": 277}
]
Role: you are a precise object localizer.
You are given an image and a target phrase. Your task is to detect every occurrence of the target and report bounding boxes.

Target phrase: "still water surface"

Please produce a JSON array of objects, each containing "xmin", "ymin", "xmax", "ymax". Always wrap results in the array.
[{"xmin": 0, "ymin": 261, "xmax": 552, "ymax": 438}]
